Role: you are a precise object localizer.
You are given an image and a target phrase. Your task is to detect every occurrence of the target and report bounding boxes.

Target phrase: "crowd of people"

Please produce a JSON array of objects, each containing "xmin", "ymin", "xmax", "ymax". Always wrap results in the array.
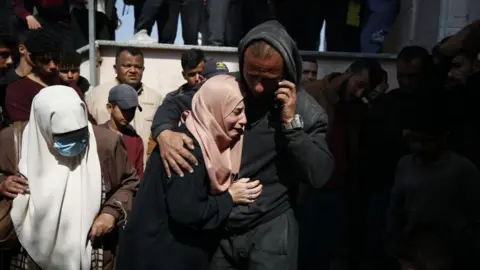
[
  {"xmin": 0, "ymin": 0, "xmax": 401, "ymax": 52},
  {"xmin": 0, "ymin": 13, "xmax": 480, "ymax": 270},
  {"xmin": 131, "ymin": 0, "xmax": 401, "ymax": 53}
]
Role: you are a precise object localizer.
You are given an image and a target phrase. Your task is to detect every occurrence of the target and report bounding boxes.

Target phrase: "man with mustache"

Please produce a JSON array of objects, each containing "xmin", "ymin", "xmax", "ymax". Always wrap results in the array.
[{"xmin": 86, "ymin": 47, "xmax": 164, "ymax": 165}]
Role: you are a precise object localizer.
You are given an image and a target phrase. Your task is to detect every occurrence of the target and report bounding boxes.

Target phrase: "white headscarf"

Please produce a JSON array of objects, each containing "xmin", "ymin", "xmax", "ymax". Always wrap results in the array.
[{"xmin": 10, "ymin": 85, "xmax": 102, "ymax": 270}]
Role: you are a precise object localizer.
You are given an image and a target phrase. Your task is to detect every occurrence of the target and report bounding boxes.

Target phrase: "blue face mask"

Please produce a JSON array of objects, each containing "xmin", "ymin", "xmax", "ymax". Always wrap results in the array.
[{"xmin": 53, "ymin": 134, "xmax": 88, "ymax": 157}]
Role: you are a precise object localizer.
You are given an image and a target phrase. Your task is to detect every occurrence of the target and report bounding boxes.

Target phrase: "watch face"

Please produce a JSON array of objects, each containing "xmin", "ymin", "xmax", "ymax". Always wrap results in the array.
[
  {"xmin": 292, "ymin": 115, "xmax": 303, "ymax": 129},
  {"xmin": 298, "ymin": 115, "xmax": 304, "ymax": 126},
  {"xmin": 283, "ymin": 114, "xmax": 303, "ymax": 130}
]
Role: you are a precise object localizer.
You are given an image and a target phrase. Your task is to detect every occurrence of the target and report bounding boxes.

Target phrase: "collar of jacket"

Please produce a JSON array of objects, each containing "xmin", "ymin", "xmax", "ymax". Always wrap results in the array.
[{"xmin": 115, "ymin": 78, "xmax": 144, "ymax": 95}]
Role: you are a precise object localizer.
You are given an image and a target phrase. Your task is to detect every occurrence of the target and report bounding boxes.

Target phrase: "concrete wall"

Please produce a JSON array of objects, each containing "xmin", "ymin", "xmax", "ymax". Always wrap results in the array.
[
  {"xmin": 384, "ymin": 0, "xmax": 442, "ymax": 52},
  {"xmin": 384, "ymin": 0, "xmax": 474, "ymax": 53},
  {"xmin": 439, "ymin": 0, "xmax": 471, "ymax": 38},
  {"xmin": 79, "ymin": 42, "xmax": 398, "ymax": 98}
]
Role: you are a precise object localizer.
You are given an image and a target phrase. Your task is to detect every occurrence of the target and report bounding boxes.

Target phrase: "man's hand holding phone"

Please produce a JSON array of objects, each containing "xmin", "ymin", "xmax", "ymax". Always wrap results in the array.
[{"xmin": 275, "ymin": 80, "xmax": 297, "ymax": 124}]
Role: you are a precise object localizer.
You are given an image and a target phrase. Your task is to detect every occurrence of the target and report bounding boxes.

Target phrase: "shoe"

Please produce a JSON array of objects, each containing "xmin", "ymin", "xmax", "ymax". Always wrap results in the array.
[{"xmin": 130, "ymin": 30, "xmax": 157, "ymax": 44}]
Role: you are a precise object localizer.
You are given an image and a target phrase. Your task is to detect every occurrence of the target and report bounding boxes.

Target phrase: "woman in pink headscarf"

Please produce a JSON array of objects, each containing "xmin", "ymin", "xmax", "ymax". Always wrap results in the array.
[{"xmin": 117, "ymin": 74, "xmax": 263, "ymax": 270}]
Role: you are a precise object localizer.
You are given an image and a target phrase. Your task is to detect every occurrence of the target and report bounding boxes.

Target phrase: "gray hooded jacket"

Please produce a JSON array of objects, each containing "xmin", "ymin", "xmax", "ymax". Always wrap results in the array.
[
  {"xmin": 150, "ymin": 21, "xmax": 334, "ymax": 230},
  {"xmin": 227, "ymin": 21, "xmax": 334, "ymax": 230}
]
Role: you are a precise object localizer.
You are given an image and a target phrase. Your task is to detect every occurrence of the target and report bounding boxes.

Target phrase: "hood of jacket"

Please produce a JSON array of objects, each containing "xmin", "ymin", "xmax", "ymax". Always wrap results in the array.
[{"xmin": 238, "ymin": 20, "xmax": 303, "ymax": 85}]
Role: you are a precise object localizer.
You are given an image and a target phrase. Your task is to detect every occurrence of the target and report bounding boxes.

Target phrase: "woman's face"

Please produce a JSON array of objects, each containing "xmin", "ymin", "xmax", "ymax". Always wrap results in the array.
[{"xmin": 224, "ymin": 101, "xmax": 247, "ymax": 141}]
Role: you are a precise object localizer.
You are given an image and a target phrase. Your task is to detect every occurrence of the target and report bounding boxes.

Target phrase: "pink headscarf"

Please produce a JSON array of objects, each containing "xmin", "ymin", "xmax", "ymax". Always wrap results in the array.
[{"xmin": 185, "ymin": 75, "xmax": 244, "ymax": 194}]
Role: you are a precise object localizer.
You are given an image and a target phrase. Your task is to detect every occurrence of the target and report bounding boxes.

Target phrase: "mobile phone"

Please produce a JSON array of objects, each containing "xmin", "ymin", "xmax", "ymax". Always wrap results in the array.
[
  {"xmin": 259, "ymin": 77, "xmax": 282, "ymax": 108},
  {"xmin": 262, "ymin": 77, "xmax": 280, "ymax": 88}
]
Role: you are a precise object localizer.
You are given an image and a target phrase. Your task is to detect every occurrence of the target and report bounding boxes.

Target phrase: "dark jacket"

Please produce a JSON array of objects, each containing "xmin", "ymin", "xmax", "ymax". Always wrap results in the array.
[
  {"xmin": 77, "ymin": 76, "xmax": 91, "ymax": 95},
  {"xmin": 116, "ymin": 125, "xmax": 233, "ymax": 270},
  {"xmin": 152, "ymin": 90, "xmax": 195, "ymax": 139},
  {"xmin": 163, "ymin": 83, "xmax": 194, "ymax": 104},
  {"xmin": 0, "ymin": 125, "xmax": 140, "ymax": 270},
  {"xmin": 305, "ymin": 73, "xmax": 364, "ymax": 189},
  {"xmin": 151, "ymin": 20, "xmax": 334, "ymax": 231}
]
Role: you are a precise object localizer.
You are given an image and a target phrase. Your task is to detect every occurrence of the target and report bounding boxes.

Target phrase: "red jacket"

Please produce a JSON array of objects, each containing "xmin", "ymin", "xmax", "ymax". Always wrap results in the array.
[{"xmin": 5, "ymin": 77, "xmax": 96, "ymax": 124}]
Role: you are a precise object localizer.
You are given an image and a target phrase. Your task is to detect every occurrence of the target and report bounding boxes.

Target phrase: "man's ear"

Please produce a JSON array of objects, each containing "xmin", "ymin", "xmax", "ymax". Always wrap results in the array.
[
  {"xmin": 106, "ymin": 103, "xmax": 113, "ymax": 113},
  {"xmin": 18, "ymin": 44, "xmax": 25, "ymax": 55},
  {"xmin": 114, "ymin": 64, "xmax": 120, "ymax": 77},
  {"xmin": 181, "ymin": 70, "xmax": 186, "ymax": 79}
]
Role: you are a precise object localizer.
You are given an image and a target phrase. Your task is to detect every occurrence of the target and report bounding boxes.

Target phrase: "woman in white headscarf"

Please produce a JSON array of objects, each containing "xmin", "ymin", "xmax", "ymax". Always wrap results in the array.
[{"xmin": 0, "ymin": 85, "xmax": 139, "ymax": 270}]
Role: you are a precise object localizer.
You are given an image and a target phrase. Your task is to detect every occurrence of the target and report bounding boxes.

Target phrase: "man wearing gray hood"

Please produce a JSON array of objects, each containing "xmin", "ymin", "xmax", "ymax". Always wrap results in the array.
[{"xmin": 151, "ymin": 20, "xmax": 334, "ymax": 269}]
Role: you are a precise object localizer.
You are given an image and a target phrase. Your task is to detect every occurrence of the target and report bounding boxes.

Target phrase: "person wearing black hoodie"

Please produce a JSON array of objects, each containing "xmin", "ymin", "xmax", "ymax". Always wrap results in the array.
[{"xmin": 151, "ymin": 20, "xmax": 334, "ymax": 269}]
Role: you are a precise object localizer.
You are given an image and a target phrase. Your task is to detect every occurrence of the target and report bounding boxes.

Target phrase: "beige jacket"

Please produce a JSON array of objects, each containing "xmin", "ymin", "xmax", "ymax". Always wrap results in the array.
[{"xmin": 86, "ymin": 81, "xmax": 164, "ymax": 164}]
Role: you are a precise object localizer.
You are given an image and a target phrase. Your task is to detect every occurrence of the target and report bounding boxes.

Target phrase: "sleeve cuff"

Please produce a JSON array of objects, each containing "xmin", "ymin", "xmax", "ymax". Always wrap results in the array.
[
  {"xmin": 216, "ymin": 191, "xmax": 234, "ymax": 217},
  {"xmin": 100, "ymin": 205, "xmax": 121, "ymax": 223},
  {"xmin": 0, "ymin": 174, "xmax": 6, "ymax": 184},
  {"xmin": 0, "ymin": 174, "xmax": 6, "ymax": 200},
  {"xmin": 152, "ymin": 123, "xmax": 174, "ymax": 140},
  {"xmin": 16, "ymin": 10, "xmax": 31, "ymax": 20},
  {"xmin": 282, "ymin": 128, "xmax": 306, "ymax": 142},
  {"xmin": 21, "ymin": 13, "xmax": 30, "ymax": 20}
]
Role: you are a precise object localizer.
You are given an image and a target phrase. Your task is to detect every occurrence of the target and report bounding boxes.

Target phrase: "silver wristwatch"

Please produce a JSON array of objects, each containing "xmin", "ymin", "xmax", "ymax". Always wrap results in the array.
[{"xmin": 283, "ymin": 114, "xmax": 304, "ymax": 130}]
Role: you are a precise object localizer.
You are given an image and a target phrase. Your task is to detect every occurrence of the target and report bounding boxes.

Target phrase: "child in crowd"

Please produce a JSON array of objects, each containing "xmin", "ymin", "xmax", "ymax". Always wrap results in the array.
[
  {"xmin": 103, "ymin": 84, "xmax": 144, "ymax": 178},
  {"xmin": 386, "ymin": 95, "xmax": 480, "ymax": 270}
]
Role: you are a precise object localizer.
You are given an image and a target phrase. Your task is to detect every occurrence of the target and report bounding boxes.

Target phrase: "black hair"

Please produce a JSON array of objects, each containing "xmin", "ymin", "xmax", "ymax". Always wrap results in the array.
[
  {"xmin": 0, "ymin": 32, "xmax": 16, "ymax": 49},
  {"xmin": 6, "ymin": 30, "xmax": 29, "ymax": 65},
  {"xmin": 59, "ymin": 51, "xmax": 82, "ymax": 70},
  {"xmin": 17, "ymin": 30, "xmax": 29, "ymax": 45},
  {"xmin": 23, "ymin": 28, "xmax": 61, "ymax": 60},
  {"xmin": 398, "ymin": 45, "xmax": 430, "ymax": 63},
  {"xmin": 115, "ymin": 47, "xmax": 144, "ymax": 65},
  {"xmin": 348, "ymin": 58, "xmax": 384, "ymax": 89},
  {"xmin": 181, "ymin": 49, "xmax": 205, "ymax": 70}
]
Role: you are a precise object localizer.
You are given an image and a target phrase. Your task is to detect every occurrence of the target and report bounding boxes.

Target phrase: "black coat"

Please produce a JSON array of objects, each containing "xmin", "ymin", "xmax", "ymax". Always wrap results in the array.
[{"xmin": 116, "ymin": 126, "xmax": 234, "ymax": 270}]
